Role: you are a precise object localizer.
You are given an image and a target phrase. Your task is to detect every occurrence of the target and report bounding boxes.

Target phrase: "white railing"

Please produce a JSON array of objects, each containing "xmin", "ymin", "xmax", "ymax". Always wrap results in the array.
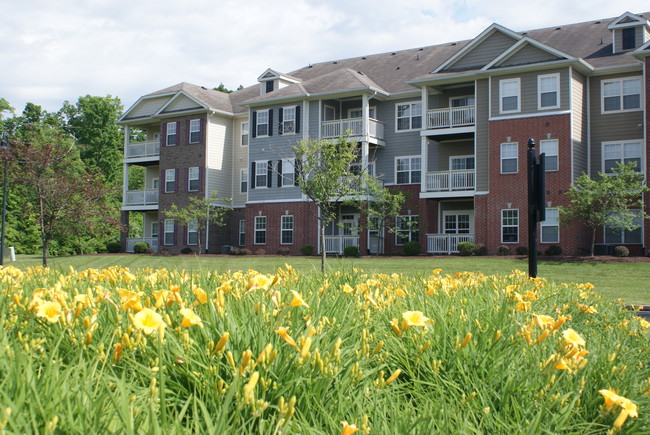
[
  {"xmin": 124, "ymin": 189, "xmax": 159, "ymax": 207},
  {"xmin": 324, "ymin": 236, "xmax": 360, "ymax": 253},
  {"xmin": 426, "ymin": 234, "xmax": 474, "ymax": 254},
  {"xmin": 426, "ymin": 106, "xmax": 475, "ymax": 129},
  {"xmin": 321, "ymin": 118, "xmax": 384, "ymax": 140},
  {"xmin": 125, "ymin": 140, "xmax": 160, "ymax": 158},
  {"xmin": 426, "ymin": 170, "xmax": 475, "ymax": 192},
  {"xmin": 126, "ymin": 237, "xmax": 159, "ymax": 253}
]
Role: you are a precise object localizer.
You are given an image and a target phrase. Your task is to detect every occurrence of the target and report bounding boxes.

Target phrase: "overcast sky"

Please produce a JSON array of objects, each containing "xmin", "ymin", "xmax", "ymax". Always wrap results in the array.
[{"xmin": 2, "ymin": 0, "xmax": 648, "ymax": 115}]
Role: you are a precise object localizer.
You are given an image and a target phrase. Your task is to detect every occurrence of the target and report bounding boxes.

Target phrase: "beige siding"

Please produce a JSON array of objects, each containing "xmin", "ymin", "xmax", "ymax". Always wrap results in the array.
[
  {"xmin": 613, "ymin": 26, "xmax": 646, "ymax": 52},
  {"xmin": 426, "ymin": 86, "xmax": 475, "ymax": 109},
  {"xmin": 498, "ymin": 44, "xmax": 560, "ymax": 67},
  {"xmin": 588, "ymin": 73, "xmax": 644, "ymax": 174},
  {"xmin": 447, "ymin": 31, "xmax": 517, "ymax": 71},
  {"xmin": 128, "ymin": 97, "xmax": 168, "ymax": 118},
  {"xmin": 162, "ymin": 95, "xmax": 202, "ymax": 113},
  {"xmin": 427, "ymin": 140, "xmax": 473, "ymax": 172},
  {"xmin": 231, "ymin": 115, "xmax": 249, "ymax": 207},
  {"xmin": 571, "ymin": 70, "xmax": 588, "ymax": 179},
  {"xmin": 476, "ymin": 79, "xmax": 489, "ymax": 191},
  {"xmin": 206, "ymin": 114, "xmax": 233, "ymax": 202},
  {"xmin": 490, "ymin": 68, "xmax": 570, "ymax": 116}
]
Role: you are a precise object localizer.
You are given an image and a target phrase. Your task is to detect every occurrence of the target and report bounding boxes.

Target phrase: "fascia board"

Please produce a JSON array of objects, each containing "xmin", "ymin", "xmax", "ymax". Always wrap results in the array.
[
  {"xmin": 155, "ymin": 91, "xmax": 208, "ymax": 116},
  {"xmin": 483, "ymin": 37, "xmax": 571, "ymax": 70}
]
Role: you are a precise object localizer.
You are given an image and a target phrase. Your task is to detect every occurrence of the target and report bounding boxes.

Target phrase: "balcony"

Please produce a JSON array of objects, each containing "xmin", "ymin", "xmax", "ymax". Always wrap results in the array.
[
  {"xmin": 126, "ymin": 237, "xmax": 159, "ymax": 253},
  {"xmin": 321, "ymin": 118, "xmax": 384, "ymax": 141},
  {"xmin": 425, "ymin": 170, "xmax": 475, "ymax": 192},
  {"xmin": 124, "ymin": 140, "xmax": 160, "ymax": 161},
  {"xmin": 123, "ymin": 189, "xmax": 159, "ymax": 208},
  {"xmin": 426, "ymin": 106, "xmax": 475, "ymax": 130},
  {"xmin": 426, "ymin": 234, "xmax": 474, "ymax": 254},
  {"xmin": 324, "ymin": 235, "xmax": 360, "ymax": 254}
]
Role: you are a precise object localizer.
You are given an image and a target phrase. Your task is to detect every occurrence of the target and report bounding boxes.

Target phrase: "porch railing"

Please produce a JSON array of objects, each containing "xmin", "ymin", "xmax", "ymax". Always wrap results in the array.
[
  {"xmin": 321, "ymin": 118, "xmax": 384, "ymax": 140},
  {"xmin": 324, "ymin": 235, "xmax": 360, "ymax": 254},
  {"xmin": 124, "ymin": 189, "xmax": 159, "ymax": 207},
  {"xmin": 125, "ymin": 140, "xmax": 160, "ymax": 159},
  {"xmin": 126, "ymin": 237, "xmax": 159, "ymax": 253},
  {"xmin": 426, "ymin": 234, "xmax": 474, "ymax": 254},
  {"xmin": 426, "ymin": 106, "xmax": 475, "ymax": 129},
  {"xmin": 426, "ymin": 170, "xmax": 475, "ymax": 192}
]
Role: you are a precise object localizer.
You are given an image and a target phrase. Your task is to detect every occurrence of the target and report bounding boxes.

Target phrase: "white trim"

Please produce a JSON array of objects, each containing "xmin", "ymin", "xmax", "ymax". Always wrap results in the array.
[
  {"xmin": 240, "ymin": 169, "xmax": 248, "ymax": 193},
  {"xmin": 256, "ymin": 109, "xmax": 270, "ymax": 137},
  {"xmin": 499, "ymin": 78, "xmax": 520, "ymax": 114},
  {"xmin": 187, "ymin": 219, "xmax": 198, "ymax": 245},
  {"xmin": 254, "ymin": 160, "xmax": 268, "ymax": 189},
  {"xmin": 166, "ymin": 121, "xmax": 177, "ymax": 146},
  {"xmin": 281, "ymin": 106, "xmax": 297, "ymax": 135},
  {"xmin": 189, "ymin": 119, "xmax": 201, "ymax": 144},
  {"xmin": 188, "ymin": 166, "xmax": 199, "ymax": 192},
  {"xmin": 254, "ymin": 215, "xmax": 267, "ymax": 245},
  {"xmin": 501, "ymin": 208, "xmax": 519, "ymax": 244},
  {"xmin": 240, "ymin": 121, "xmax": 249, "ymax": 146},
  {"xmin": 540, "ymin": 208, "xmax": 560, "ymax": 244},
  {"xmin": 395, "ymin": 101, "xmax": 423, "ymax": 132},
  {"xmin": 489, "ymin": 110, "xmax": 571, "ymax": 121},
  {"xmin": 395, "ymin": 155, "xmax": 422, "ymax": 185},
  {"xmin": 601, "ymin": 140, "xmax": 644, "ymax": 174},
  {"xmin": 440, "ymin": 210, "xmax": 474, "ymax": 234},
  {"xmin": 280, "ymin": 215, "xmax": 294, "ymax": 245},
  {"xmin": 483, "ymin": 38, "xmax": 571, "ymax": 71},
  {"xmin": 539, "ymin": 139, "xmax": 559, "ymax": 172},
  {"xmin": 538, "ymin": 73, "xmax": 560, "ymax": 110},
  {"xmin": 245, "ymin": 198, "xmax": 311, "ymax": 205},
  {"xmin": 500, "ymin": 142, "xmax": 518, "ymax": 174},
  {"xmin": 600, "ymin": 76, "xmax": 643, "ymax": 114},
  {"xmin": 155, "ymin": 91, "xmax": 208, "ymax": 117},
  {"xmin": 164, "ymin": 168, "xmax": 176, "ymax": 193},
  {"xmin": 607, "ymin": 12, "xmax": 650, "ymax": 30},
  {"xmin": 280, "ymin": 158, "xmax": 295, "ymax": 187},
  {"xmin": 163, "ymin": 219, "xmax": 175, "ymax": 246}
]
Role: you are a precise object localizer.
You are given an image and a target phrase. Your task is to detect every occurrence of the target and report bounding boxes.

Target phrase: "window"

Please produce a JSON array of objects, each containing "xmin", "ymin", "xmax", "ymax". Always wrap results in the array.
[
  {"xmin": 603, "ymin": 141, "xmax": 642, "ymax": 173},
  {"xmin": 500, "ymin": 142, "xmax": 518, "ymax": 173},
  {"xmin": 241, "ymin": 122, "xmax": 249, "ymax": 146},
  {"xmin": 189, "ymin": 119, "xmax": 201, "ymax": 143},
  {"xmin": 450, "ymin": 156, "xmax": 475, "ymax": 170},
  {"xmin": 152, "ymin": 178, "xmax": 159, "ymax": 190},
  {"xmin": 239, "ymin": 220, "xmax": 246, "ymax": 246},
  {"xmin": 255, "ymin": 161, "xmax": 269, "ymax": 188},
  {"xmin": 443, "ymin": 213, "xmax": 471, "ymax": 234},
  {"xmin": 151, "ymin": 222, "xmax": 159, "ymax": 238},
  {"xmin": 265, "ymin": 81, "xmax": 274, "ymax": 93},
  {"xmin": 348, "ymin": 107, "xmax": 377, "ymax": 119},
  {"xmin": 164, "ymin": 219, "xmax": 174, "ymax": 245},
  {"xmin": 188, "ymin": 167, "xmax": 199, "ymax": 192},
  {"xmin": 622, "ymin": 27, "xmax": 636, "ymax": 50},
  {"xmin": 165, "ymin": 169, "xmax": 176, "ymax": 193},
  {"xmin": 281, "ymin": 107, "xmax": 296, "ymax": 134},
  {"xmin": 538, "ymin": 74, "xmax": 559, "ymax": 109},
  {"xmin": 395, "ymin": 156, "xmax": 421, "ymax": 184},
  {"xmin": 501, "ymin": 209, "xmax": 518, "ymax": 243},
  {"xmin": 187, "ymin": 219, "xmax": 198, "ymax": 245},
  {"xmin": 450, "ymin": 96, "xmax": 475, "ymax": 107},
  {"xmin": 281, "ymin": 215, "xmax": 294, "ymax": 244},
  {"xmin": 605, "ymin": 210, "xmax": 642, "ymax": 244},
  {"xmin": 280, "ymin": 158, "xmax": 295, "ymax": 187},
  {"xmin": 254, "ymin": 216, "xmax": 266, "ymax": 244},
  {"xmin": 256, "ymin": 110, "xmax": 269, "ymax": 136},
  {"xmin": 540, "ymin": 208, "xmax": 559, "ymax": 243},
  {"xmin": 395, "ymin": 215, "xmax": 419, "ymax": 246},
  {"xmin": 240, "ymin": 170, "xmax": 248, "ymax": 193},
  {"xmin": 500, "ymin": 78, "xmax": 520, "ymax": 113},
  {"xmin": 602, "ymin": 78, "xmax": 641, "ymax": 112},
  {"xmin": 396, "ymin": 102, "xmax": 422, "ymax": 131},
  {"xmin": 166, "ymin": 122, "xmax": 177, "ymax": 146},
  {"xmin": 540, "ymin": 139, "xmax": 558, "ymax": 171}
]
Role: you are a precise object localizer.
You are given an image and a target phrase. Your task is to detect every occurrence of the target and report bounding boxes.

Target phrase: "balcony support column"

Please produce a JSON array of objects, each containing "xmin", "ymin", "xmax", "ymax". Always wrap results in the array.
[{"xmin": 420, "ymin": 136, "xmax": 428, "ymax": 193}]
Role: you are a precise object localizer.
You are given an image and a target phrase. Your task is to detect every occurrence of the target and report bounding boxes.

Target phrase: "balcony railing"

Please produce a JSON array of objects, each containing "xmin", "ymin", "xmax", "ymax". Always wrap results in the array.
[
  {"xmin": 426, "ymin": 234, "xmax": 474, "ymax": 254},
  {"xmin": 321, "ymin": 118, "xmax": 384, "ymax": 140},
  {"xmin": 125, "ymin": 140, "xmax": 160, "ymax": 159},
  {"xmin": 124, "ymin": 189, "xmax": 159, "ymax": 207},
  {"xmin": 126, "ymin": 237, "xmax": 159, "ymax": 253},
  {"xmin": 324, "ymin": 236, "xmax": 360, "ymax": 254},
  {"xmin": 425, "ymin": 170, "xmax": 475, "ymax": 192},
  {"xmin": 426, "ymin": 106, "xmax": 475, "ymax": 129}
]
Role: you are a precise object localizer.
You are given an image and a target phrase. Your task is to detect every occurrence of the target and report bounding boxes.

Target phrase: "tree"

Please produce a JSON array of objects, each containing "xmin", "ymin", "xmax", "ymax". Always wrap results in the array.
[
  {"xmin": 164, "ymin": 192, "xmax": 232, "ymax": 254},
  {"xmin": 0, "ymin": 98, "xmax": 14, "ymax": 119},
  {"xmin": 293, "ymin": 136, "xmax": 363, "ymax": 273},
  {"xmin": 559, "ymin": 162, "xmax": 648, "ymax": 256},
  {"xmin": 213, "ymin": 83, "xmax": 234, "ymax": 94},
  {"xmin": 357, "ymin": 179, "xmax": 406, "ymax": 254}
]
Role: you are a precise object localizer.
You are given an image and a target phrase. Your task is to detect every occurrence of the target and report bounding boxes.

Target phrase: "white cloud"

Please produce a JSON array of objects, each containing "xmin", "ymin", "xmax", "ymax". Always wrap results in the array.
[{"xmin": 1, "ymin": 0, "xmax": 648, "ymax": 114}]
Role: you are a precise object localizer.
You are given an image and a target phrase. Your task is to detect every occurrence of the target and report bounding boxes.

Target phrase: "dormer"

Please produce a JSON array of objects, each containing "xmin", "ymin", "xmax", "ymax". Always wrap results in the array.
[
  {"xmin": 257, "ymin": 69, "xmax": 301, "ymax": 96},
  {"xmin": 608, "ymin": 12, "xmax": 650, "ymax": 53}
]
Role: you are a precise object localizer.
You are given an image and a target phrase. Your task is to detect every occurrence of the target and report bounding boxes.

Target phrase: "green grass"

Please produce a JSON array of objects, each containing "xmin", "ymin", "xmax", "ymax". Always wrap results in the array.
[{"xmin": 8, "ymin": 254, "xmax": 650, "ymax": 304}]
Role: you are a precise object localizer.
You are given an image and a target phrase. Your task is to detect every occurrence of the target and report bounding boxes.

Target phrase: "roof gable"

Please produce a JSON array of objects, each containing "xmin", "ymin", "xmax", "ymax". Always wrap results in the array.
[
  {"xmin": 608, "ymin": 12, "xmax": 650, "ymax": 29},
  {"xmin": 157, "ymin": 91, "xmax": 206, "ymax": 115},
  {"xmin": 485, "ymin": 38, "xmax": 570, "ymax": 70},
  {"xmin": 120, "ymin": 95, "xmax": 171, "ymax": 122}
]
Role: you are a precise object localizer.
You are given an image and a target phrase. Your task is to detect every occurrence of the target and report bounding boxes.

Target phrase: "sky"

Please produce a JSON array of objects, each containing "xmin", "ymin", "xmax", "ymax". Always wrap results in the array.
[{"xmin": 1, "ymin": 0, "xmax": 649, "ymax": 115}]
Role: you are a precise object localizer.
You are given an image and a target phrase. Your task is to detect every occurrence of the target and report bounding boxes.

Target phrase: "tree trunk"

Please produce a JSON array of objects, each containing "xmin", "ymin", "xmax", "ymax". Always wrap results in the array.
[
  {"xmin": 320, "ymin": 221, "xmax": 326, "ymax": 274},
  {"xmin": 38, "ymin": 192, "xmax": 48, "ymax": 267},
  {"xmin": 590, "ymin": 227, "xmax": 596, "ymax": 257}
]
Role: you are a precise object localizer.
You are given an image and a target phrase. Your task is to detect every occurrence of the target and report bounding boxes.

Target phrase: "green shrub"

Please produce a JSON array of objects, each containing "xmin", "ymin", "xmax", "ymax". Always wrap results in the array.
[
  {"xmin": 300, "ymin": 244, "xmax": 315, "ymax": 256},
  {"xmin": 277, "ymin": 248, "xmax": 291, "ymax": 256},
  {"xmin": 343, "ymin": 246, "xmax": 360, "ymax": 257},
  {"xmin": 231, "ymin": 248, "xmax": 251, "ymax": 255},
  {"xmin": 516, "ymin": 246, "xmax": 529, "ymax": 256},
  {"xmin": 403, "ymin": 241, "xmax": 420, "ymax": 256},
  {"xmin": 496, "ymin": 245, "xmax": 511, "ymax": 256},
  {"xmin": 255, "ymin": 248, "xmax": 266, "ymax": 255},
  {"xmin": 133, "ymin": 242, "xmax": 151, "ymax": 254},
  {"xmin": 613, "ymin": 245, "xmax": 629, "ymax": 257},
  {"xmin": 457, "ymin": 241, "xmax": 476, "ymax": 256},
  {"xmin": 106, "ymin": 242, "xmax": 121, "ymax": 253},
  {"xmin": 180, "ymin": 247, "xmax": 193, "ymax": 254},
  {"xmin": 474, "ymin": 243, "xmax": 488, "ymax": 256},
  {"xmin": 545, "ymin": 245, "xmax": 563, "ymax": 256}
]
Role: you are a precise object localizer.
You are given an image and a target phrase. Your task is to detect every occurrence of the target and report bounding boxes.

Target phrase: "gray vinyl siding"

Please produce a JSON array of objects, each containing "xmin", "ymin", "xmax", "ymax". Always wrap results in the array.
[
  {"xmin": 475, "ymin": 79, "xmax": 489, "ymax": 191},
  {"xmin": 426, "ymin": 86, "xmax": 475, "ymax": 110},
  {"xmin": 206, "ymin": 114, "xmax": 232, "ymax": 201},
  {"xmin": 497, "ymin": 45, "xmax": 559, "ymax": 67},
  {"xmin": 248, "ymin": 103, "xmax": 304, "ymax": 202},
  {"xmin": 447, "ymin": 31, "xmax": 517, "ymax": 71},
  {"xmin": 231, "ymin": 115, "xmax": 249, "ymax": 207},
  {"xmin": 588, "ymin": 73, "xmax": 644, "ymax": 175},
  {"xmin": 490, "ymin": 68, "xmax": 569, "ymax": 116},
  {"xmin": 308, "ymin": 100, "xmax": 319, "ymax": 139},
  {"xmin": 571, "ymin": 70, "xmax": 588, "ymax": 179},
  {"xmin": 427, "ymin": 140, "xmax": 473, "ymax": 172}
]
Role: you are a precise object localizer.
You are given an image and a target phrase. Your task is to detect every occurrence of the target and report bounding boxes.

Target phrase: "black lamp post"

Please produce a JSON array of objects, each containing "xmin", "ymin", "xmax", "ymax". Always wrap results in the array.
[
  {"xmin": 527, "ymin": 138, "xmax": 546, "ymax": 278},
  {"xmin": 0, "ymin": 132, "xmax": 9, "ymax": 266}
]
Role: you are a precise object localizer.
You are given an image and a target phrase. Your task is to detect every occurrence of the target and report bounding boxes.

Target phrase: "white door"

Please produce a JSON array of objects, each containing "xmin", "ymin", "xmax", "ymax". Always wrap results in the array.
[{"xmin": 442, "ymin": 211, "xmax": 474, "ymax": 234}]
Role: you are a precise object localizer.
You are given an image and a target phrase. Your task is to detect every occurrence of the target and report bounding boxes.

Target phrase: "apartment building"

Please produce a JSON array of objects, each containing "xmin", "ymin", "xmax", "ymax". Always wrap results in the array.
[{"xmin": 120, "ymin": 11, "xmax": 650, "ymax": 256}]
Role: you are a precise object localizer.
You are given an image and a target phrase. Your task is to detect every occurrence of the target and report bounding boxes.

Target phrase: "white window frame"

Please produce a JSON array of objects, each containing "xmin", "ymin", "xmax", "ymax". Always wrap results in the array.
[
  {"xmin": 501, "ymin": 209, "xmax": 519, "ymax": 243},
  {"xmin": 395, "ymin": 156, "xmax": 422, "ymax": 185},
  {"xmin": 601, "ymin": 77, "xmax": 642, "ymax": 113},
  {"xmin": 449, "ymin": 155, "xmax": 475, "ymax": 171},
  {"xmin": 539, "ymin": 139, "xmax": 559, "ymax": 172},
  {"xmin": 449, "ymin": 96, "xmax": 475, "ymax": 107},
  {"xmin": 166, "ymin": 122, "xmax": 177, "ymax": 146},
  {"xmin": 348, "ymin": 107, "xmax": 377, "ymax": 119},
  {"xmin": 395, "ymin": 101, "xmax": 422, "ymax": 132},
  {"xmin": 238, "ymin": 220, "xmax": 246, "ymax": 246},
  {"xmin": 282, "ymin": 106, "xmax": 296, "ymax": 135},
  {"xmin": 280, "ymin": 215, "xmax": 294, "ymax": 245},
  {"xmin": 188, "ymin": 167, "xmax": 199, "ymax": 192},
  {"xmin": 255, "ymin": 161, "xmax": 268, "ymax": 189},
  {"xmin": 241, "ymin": 121, "xmax": 249, "ymax": 146},
  {"xmin": 189, "ymin": 119, "xmax": 201, "ymax": 144},
  {"xmin": 165, "ymin": 169, "xmax": 176, "ymax": 193},
  {"xmin": 604, "ymin": 210, "xmax": 643, "ymax": 244},
  {"xmin": 256, "ymin": 110, "xmax": 269, "ymax": 137},
  {"xmin": 540, "ymin": 208, "xmax": 559, "ymax": 243},
  {"xmin": 187, "ymin": 219, "xmax": 198, "ymax": 245},
  {"xmin": 538, "ymin": 73, "xmax": 560, "ymax": 110},
  {"xmin": 500, "ymin": 78, "xmax": 520, "ymax": 114},
  {"xmin": 163, "ymin": 219, "xmax": 174, "ymax": 245},
  {"xmin": 500, "ymin": 142, "xmax": 518, "ymax": 174},
  {"xmin": 395, "ymin": 215, "xmax": 419, "ymax": 246},
  {"xmin": 254, "ymin": 216, "xmax": 267, "ymax": 245},
  {"xmin": 151, "ymin": 222, "xmax": 159, "ymax": 238},
  {"xmin": 151, "ymin": 178, "xmax": 159, "ymax": 190},
  {"xmin": 281, "ymin": 158, "xmax": 295, "ymax": 187},
  {"xmin": 240, "ymin": 169, "xmax": 248, "ymax": 193},
  {"xmin": 602, "ymin": 140, "xmax": 643, "ymax": 174}
]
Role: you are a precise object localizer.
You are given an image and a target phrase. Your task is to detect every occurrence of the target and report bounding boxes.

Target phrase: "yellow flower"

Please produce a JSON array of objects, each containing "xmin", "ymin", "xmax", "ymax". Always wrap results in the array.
[
  {"xmin": 247, "ymin": 274, "xmax": 273, "ymax": 291},
  {"xmin": 534, "ymin": 314, "xmax": 555, "ymax": 330},
  {"xmin": 516, "ymin": 301, "xmax": 531, "ymax": 312},
  {"xmin": 132, "ymin": 308, "xmax": 166, "ymax": 335},
  {"xmin": 432, "ymin": 268, "xmax": 442, "ymax": 275},
  {"xmin": 193, "ymin": 287, "xmax": 208, "ymax": 305},
  {"xmin": 180, "ymin": 308, "xmax": 202, "ymax": 328},
  {"xmin": 340, "ymin": 421, "xmax": 359, "ymax": 435},
  {"xmin": 36, "ymin": 301, "xmax": 63, "ymax": 323},
  {"xmin": 562, "ymin": 328, "xmax": 586, "ymax": 348},
  {"xmin": 460, "ymin": 332, "xmax": 472, "ymax": 348},
  {"xmin": 390, "ymin": 318, "xmax": 402, "ymax": 336},
  {"xmin": 401, "ymin": 311, "xmax": 430, "ymax": 329},
  {"xmin": 289, "ymin": 290, "xmax": 309, "ymax": 308},
  {"xmin": 384, "ymin": 368, "xmax": 401, "ymax": 386},
  {"xmin": 275, "ymin": 326, "xmax": 298, "ymax": 349},
  {"xmin": 554, "ymin": 358, "xmax": 570, "ymax": 370}
]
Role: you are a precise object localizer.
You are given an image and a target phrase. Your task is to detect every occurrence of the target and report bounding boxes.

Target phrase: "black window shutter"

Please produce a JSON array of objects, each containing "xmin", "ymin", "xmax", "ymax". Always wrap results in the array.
[
  {"xmin": 250, "ymin": 162, "xmax": 256, "ymax": 189},
  {"xmin": 200, "ymin": 118, "xmax": 206, "ymax": 144},
  {"xmin": 294, "ymin": 159, "xmax": 301, "ymax": 186},
  {"xmin": 162, "ymin": 123, "xmax": 167, "ymax": 146},
  {"xmin": 268, "ymin": 110, "xmax": 273, "ymax": 136},
  {"xmin": 186, "ymin": 119, "xmax": 190, "ymax": 145},
  {"xmin": 183, "ymin": 167, "xmax": 188, "ymax": 192},
  {"xmin": 251, "ymin": 111, "xmax": 257, "ymax": 138},
  {"xmin": 277, "ymin": 160, "xmax": 283, "ymax": 187},
  {"xmin": 160, "ymin": 169, "xmax": 165, "ymax": 191},
  {"xmin": 198, "ymin": 167, "xmax": 203, "ymax": 193},
  {"xmin": 267, "ymin": 160, "xmax": 273, "ymax": 188},
  {"xmin": 278, "ymin": 108, "xmax": 284, "ymax": 135},
  {"xmin": 295, "ymin": 106, "xmax": 301, "ymax": 133}
]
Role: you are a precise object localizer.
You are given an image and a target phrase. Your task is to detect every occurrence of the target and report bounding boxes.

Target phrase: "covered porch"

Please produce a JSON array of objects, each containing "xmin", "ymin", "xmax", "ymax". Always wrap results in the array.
[{"xmin": 426, "ymin": 200, "xmax": 475, "ymax": 254}]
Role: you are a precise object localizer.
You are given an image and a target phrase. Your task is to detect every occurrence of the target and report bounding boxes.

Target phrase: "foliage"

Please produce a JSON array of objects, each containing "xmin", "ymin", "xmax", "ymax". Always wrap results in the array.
[
  {"xmin": 1, "ymin": 265, "xmax": 649, "ymax": 433},
  {"xmin": 457, "ymin": 241, "xmax": 476, "ymax": 256},
  {"xmin": 231, "ymin": 248, "xmax": 251, "ymax": 255},
  {"xmin": 300, "ymin": 244, "xmax": 315, "ymax": 256},
  {"xmin": 474, "ymin": 243, "xmax": 488, "ymax": 256},
  {"xmin": 356, "ymin": 180, "xmax": 406, "ymax": 254},
  {"xmin": 516, "ymin": 246, "xmax": 529, "ymax": 256},
  {"xmin": 496, "ymin": 245, "xmax": 511, "ymax": 256},
  {"xmin": 180, "ymin": 247, "xmax": 193, "ymax": 255},
  {"xmin": 343, "ymin": 245, "xmax": 360, "ymax": 257},
  {"xmin": 213, "ymin": 83, "xmax": 235, "ymax": 93},
  {"xmin": 255, "ymin": 248, "xmax": 266, "ymax": 255},
  {"xmin": 133, "ymin": 242, "xmax": 151, "ymax": 254},
  {"xmin": 277, "ymin": 248, "xmax": 290, "ymax": 256},
  {"xmin": 106, "ymin": 242, "xmax": 122, "ymax": 253},
  {"xmin": 613, "ymin": 246, "xmax": 629, "ymax": 257},
  {"xmin": 403, "ymin": 241, "xmax": 420, "ymax": 256},
  {"xmin": 545, "ymin": 245, "xmax": 563, "ymax": 256},
  {"xmin": 559, "ymin": 162, "xmax": 649, "ymax": 256}
]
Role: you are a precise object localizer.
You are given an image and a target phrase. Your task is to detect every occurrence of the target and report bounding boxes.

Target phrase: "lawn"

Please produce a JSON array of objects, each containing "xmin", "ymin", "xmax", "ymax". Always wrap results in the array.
[{"xmin": 8, "ymin": 254, "xmax": 650, "ymax": 304}]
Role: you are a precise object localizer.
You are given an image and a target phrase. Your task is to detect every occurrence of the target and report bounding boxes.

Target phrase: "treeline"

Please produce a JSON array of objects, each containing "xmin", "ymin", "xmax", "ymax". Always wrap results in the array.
[{"xmin": 0, "ymin": 96, "xmax": 124, "ymax": 261}]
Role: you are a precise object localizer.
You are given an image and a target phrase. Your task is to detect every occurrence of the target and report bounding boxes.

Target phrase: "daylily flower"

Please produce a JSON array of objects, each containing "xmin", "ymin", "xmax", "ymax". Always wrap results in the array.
[
  {"xmin": 534, "ymin": 314, "xmax": 555, "ymax": 330},
  {"xmin": 562, "ymin": 328, "xmax": 586, "ymax": 348},
  {"xmin": 180, "ymin": 308, "xmax": 203, "ymax": 328},
  {"xmin": 36, "ymin": 301, "xmax": 63, "ymax": 323},
  {"xmin": 289, "ymin": 290, "xmax": 308, "ymax": 308},
  {"xmin": 275, "ymin": 326, "xmax": 298, "ymax": 349},
  {"xmin": 340, "ymin": 421, "xmax": 359, "ymax": 435},
  {"xmin": 132, "ymin": 308, "xmax": 166, "ymax": 335},
  {"xmin": 401, "ymin": 310, "xmax": 430, "ymax": 329}
]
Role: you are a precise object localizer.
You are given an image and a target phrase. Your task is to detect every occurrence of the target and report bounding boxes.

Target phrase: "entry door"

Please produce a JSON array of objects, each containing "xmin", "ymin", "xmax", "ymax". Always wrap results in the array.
[
  {"xmin": 442, "ymin": 211, "xmax": 474, "ymax": 234},
  {"xmin": 341, "ymin": 214, "xmax": 360, "ymax": 236}
]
